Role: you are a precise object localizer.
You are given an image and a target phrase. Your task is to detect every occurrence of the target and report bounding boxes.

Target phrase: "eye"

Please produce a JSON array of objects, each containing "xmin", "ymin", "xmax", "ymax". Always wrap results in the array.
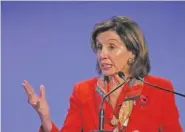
[
  {"xmin": 109, "ymin": 45, "xmax": 115, "ymax": 49},
  {"xmin": 108, "ymin": 44, "xmax": 116, "ymax": 51}
]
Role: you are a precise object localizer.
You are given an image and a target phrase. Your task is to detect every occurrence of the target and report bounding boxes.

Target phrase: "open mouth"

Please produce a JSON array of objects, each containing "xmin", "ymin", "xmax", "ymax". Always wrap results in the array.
[{"xmin": 101, "ymin": 64, "xmax": 113, "ymax": 70}]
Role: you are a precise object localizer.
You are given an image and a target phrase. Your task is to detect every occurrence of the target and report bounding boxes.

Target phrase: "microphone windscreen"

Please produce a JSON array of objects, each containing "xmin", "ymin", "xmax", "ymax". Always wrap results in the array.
[{"xmin": 118, "ymin": 71, "xmax": 125, "ymax": 78}]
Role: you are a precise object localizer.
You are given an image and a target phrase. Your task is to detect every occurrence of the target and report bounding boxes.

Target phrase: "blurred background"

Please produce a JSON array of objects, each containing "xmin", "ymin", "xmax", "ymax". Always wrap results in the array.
[{"xmin": 2, "ymin": 1, "xmax": 185, "ymax": 131}]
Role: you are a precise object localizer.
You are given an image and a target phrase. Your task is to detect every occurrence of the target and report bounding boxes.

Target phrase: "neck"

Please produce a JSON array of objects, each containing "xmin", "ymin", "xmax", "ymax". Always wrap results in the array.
[{"xmin": 107, "ymin": 73, "xmax": 130, "ymax": 90}]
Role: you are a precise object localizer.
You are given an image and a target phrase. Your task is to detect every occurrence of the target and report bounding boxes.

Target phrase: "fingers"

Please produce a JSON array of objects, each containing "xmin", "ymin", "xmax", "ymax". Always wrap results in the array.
[
  {"xmin": 40, "ymin": 85, "xmax": 46, "ymax": 99},
  {"xmin": 27, "ymin": 96, "xmax": 39, "ymax": 105},
  {"xmin": 22, "ymin": 80, "xmax": 35, "ymax": 97}
]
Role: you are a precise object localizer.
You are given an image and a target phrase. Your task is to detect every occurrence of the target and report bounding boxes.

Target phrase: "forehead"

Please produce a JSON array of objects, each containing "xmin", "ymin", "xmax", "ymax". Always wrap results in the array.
[{"xmin": 96, "ymin": 30, "xmax": 122, "ymax": 44}]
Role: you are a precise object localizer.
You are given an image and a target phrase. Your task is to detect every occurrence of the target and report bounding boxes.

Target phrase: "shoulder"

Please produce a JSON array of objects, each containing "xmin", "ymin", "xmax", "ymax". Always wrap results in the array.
[
  {"xmin": 144, "ymin": 74, "xmax": 174, "ymax": 91},
  {"xmin": 143, "ymin": 75, "xmax": 176, "ymax": 108},
  {"xmin": 145, "ymin": 74, "xmax": 173, "ymax": 87},
  {"xmin": 71, "ymin": 77, "xmax": 98, "ymax": 103},
  {"xmin": 74, "ymin": 77, "xmax": 98, "ymax": 92},
  {"xmin": 75, "ymin": 77, "xmax": 98, "ymax": 86}
]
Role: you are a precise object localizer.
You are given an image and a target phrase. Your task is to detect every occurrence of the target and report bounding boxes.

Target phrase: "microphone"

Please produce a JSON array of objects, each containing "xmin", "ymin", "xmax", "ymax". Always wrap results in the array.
[
  {"xmin": 99, "ymin": 73, "xmax": 127, "ymax": 131},
  {"xmin": 118, "ymin": 71, "xmax": 185, "ymax": 98},
  {"xmin": 118, "ymin": 71, "xmax": 125, "ymax": 79}
]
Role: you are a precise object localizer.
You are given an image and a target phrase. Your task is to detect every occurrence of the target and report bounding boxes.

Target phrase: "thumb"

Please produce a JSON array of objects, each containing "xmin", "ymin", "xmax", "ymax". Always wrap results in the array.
[{"xmin": 40, "ymin": 85, "xmax": 46, "ymax": 99}]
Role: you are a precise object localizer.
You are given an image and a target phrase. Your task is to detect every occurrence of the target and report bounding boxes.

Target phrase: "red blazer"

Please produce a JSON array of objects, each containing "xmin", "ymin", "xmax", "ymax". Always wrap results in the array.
[{"xmin": 40, "ymin": 75, "xmax": 182, "ymax": 132}]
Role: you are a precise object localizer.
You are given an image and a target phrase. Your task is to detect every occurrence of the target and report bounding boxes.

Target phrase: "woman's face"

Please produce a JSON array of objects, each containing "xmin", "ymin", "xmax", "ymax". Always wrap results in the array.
[{"xmin": 96, "ymin": 30, "xmax": 134, "ymax": 76}]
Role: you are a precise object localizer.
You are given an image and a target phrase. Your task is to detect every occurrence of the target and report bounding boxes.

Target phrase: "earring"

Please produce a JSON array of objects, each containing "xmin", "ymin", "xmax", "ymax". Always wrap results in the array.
[{"xmin": 128, "ymin": 58, "xmax": 134, "ymax": 65}]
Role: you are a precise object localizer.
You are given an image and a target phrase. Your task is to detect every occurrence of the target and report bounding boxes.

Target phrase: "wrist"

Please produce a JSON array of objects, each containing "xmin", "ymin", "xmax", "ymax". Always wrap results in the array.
[
  {"xmin": 39, "ymin": 114, "xmax": 51, "ymax": 122},
  {"xmin": 40, "ymin": 115, "xmax": 52, "ymax": 132}
]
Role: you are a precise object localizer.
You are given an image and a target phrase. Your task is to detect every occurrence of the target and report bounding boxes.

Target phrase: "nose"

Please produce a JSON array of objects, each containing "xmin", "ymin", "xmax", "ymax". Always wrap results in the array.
[{"xmin": 98, "ymin": 47, "xmax": 108, "ymax": 59}]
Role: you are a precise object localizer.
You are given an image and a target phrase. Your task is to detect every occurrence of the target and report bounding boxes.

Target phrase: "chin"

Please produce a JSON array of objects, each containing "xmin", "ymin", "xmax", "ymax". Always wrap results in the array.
[{"xmin": 101, "ymin": 70, "xmax": 116, "ymax": 76}]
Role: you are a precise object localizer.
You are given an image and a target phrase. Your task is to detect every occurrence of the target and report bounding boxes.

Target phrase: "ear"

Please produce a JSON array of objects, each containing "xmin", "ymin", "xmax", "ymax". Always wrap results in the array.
[{"xmin": 128, "ymin": 51, "xmax": 135, "ymax": 60}]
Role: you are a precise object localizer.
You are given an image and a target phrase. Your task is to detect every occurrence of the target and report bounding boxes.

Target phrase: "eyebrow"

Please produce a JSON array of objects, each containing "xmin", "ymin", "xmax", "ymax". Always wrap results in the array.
[
  {"xmin": 108, "ymin": 39, "xmax": 121, "ymax": 45},
  {"xmin": 95, "ymin": 38, "xmax": 121, "ymax": 45}
]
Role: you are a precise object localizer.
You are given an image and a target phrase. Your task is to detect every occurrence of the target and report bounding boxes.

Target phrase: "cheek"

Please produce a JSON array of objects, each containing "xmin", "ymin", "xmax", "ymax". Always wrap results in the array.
[{"xmin": 111, "ymin": 52, "xmax": 129, "ymax": 67}]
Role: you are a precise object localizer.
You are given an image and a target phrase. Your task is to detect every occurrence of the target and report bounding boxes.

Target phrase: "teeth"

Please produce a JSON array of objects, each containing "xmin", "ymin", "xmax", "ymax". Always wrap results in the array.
[{"xmin": 102, "ymin": 64, "xmax": 112, "ymax": 68}]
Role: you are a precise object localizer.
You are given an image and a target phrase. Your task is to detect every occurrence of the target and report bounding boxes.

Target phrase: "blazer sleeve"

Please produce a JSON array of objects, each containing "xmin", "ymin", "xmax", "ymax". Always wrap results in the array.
[
  {"xmin": 39, "ymin": 121, "xmax": 59, "ymax": 132},
  {"xmin": 160, "ymin": 80, "xmax": 183, "ymax": 132},
  {"xmin": 60, "ymin": 83, "xmax": 83, "ymax": 132},
  {"xmin": 38, "ymin": 83, "xmax": 83, "ymax": 132}
]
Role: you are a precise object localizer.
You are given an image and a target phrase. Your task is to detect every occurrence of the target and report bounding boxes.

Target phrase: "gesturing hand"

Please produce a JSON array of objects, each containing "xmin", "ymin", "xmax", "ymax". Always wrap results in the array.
[{"xmin": 22, "ymin": 80, "xmax": 50, "ymax": 119}]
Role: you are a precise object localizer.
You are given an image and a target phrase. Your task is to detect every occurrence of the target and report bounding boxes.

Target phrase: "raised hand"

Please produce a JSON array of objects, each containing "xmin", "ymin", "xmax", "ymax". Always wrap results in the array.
[{"xmin": 22, "ymin": 80, "xmax": 50, "ymax": 119}]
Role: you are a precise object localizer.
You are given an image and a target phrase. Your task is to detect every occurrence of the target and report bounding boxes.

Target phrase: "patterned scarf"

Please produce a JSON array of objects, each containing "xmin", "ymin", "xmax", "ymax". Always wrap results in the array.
[{"xmin": 96, "ymin": 76, "xmax": 143, "ymax": 132}]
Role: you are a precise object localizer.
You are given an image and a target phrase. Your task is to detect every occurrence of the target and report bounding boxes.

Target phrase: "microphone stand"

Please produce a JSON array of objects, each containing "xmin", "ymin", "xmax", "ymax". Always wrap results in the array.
[
  {"xmin": 98, "ymin": 78, "xmax": 127, "ymax": 131},
  {"xmin": 137, "ymin": 76, "xmax": 185, "ymax": 98},
  {"xmin": 118, "ymin": 71, "xmax": 185, "ymax": 98}
]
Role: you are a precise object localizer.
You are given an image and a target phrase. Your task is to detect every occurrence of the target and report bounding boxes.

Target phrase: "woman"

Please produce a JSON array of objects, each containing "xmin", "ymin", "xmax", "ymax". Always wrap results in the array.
[{"xmin": 22, "ymin": 16, "xmax": 182, "ymax": 132}]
